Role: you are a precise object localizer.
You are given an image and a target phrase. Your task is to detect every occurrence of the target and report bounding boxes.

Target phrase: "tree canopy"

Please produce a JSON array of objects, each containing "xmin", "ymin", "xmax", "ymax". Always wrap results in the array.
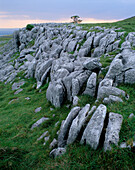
[{"xmin": 71, "ymin": 15, "xmax": 82, "ymax": 24}]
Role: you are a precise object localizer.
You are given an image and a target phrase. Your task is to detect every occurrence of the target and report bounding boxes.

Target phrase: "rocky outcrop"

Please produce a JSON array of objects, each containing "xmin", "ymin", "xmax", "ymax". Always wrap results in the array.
[
  {"xmin": 51, "ymin": 103, "xmax": 124, "ymax": 156},
  {"xmin": 1, "ymin": 23, "xmax": 133, "ymax": 107},
  {"xmin": 105, "ymin": 49, "xmax": 135, "ymax": 84},
  {"xmin": 0, "ymin": 23, "xmax": 134, "ymax": 159}
]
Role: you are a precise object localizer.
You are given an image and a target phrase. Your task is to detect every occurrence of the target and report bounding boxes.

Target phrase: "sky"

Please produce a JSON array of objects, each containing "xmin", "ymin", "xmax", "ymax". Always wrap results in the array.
[{"xmin": 0, "ymin": 0, "xmax": 135, "ymax": 28}]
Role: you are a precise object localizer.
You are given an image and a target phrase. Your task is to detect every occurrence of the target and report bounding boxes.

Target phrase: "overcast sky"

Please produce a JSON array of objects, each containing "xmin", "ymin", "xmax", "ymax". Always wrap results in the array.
[{"xmin": 0, "ymin": 0, "xmax": 135, "ymax": 28}]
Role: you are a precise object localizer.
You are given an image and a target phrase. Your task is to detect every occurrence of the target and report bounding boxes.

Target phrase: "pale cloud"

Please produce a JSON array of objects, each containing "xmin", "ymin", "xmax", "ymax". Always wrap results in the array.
[
  {"xmin": 0, "ymin": 17, "xmax": 118, "ymax": 28},
  {"xmin": 0, "ymin": 11, "xmax": 9, "ymax": 15},
  {"xmin": 0, "ymin": 11, "xmax": 30, "ymax": 20},
  {"xmin": 82, "ymin": 18, "xmax": 118, "ymax": 23}
]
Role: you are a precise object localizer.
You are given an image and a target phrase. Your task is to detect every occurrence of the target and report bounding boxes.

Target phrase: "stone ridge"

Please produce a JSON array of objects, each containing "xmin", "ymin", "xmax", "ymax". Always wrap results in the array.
[
  {"xmin": 1, "ymin": 23, "xmax": 135, "ymax": 107},
  {"xmin": 0, "ymin": 23, "xmax": 135, "ymax": 158}
]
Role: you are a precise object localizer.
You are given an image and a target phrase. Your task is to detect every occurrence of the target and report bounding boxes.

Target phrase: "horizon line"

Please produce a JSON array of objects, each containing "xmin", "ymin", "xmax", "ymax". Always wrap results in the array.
[{"xmin": 0, "ymin": 17, "xmax": 119, "ymax": 28}]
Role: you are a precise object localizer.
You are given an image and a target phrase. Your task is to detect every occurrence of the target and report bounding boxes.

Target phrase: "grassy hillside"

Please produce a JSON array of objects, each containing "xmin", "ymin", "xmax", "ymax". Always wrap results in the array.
[
  {"xmin": 0, "ymin": 18, "xmax": 135, "ymax": 169},
  {"xmin": 0, "ymin": 74, "xmax": 134, "ymax": 169},
  {"xmin": 0, "ymin": 35, "xmax": 12, "ymax": 48},
  {"xmin": 80, "ymin": 16, "xmax": 135, "ymax": 32}
]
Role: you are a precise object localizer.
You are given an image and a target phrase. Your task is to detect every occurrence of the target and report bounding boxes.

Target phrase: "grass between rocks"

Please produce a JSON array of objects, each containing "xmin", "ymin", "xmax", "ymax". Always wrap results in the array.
[
  {"xmin": 0, "ymin": 75, "xmax": 71, "ymax": 169},
  {"xmin": 0, "ymin": 74, "xmax": 134, "ymax": 169},
  {"xmin": 0, "ymin": 18, "xmax": 135, "ymax": 169}
]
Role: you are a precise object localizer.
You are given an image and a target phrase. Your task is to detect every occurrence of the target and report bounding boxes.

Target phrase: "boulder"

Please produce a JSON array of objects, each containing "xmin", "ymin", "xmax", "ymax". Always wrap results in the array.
[
  {"xmin": 50, "ymin": 147, "xmax": 66, "ymax": 158},
  {"xmin": 104, "ymin": 112, "xmax": 123, "ymax": 151},
  {"xmin": 83, "ymin": 72, "xmax": 97, "ymax": 97},
  {"xmin": 67, "ymin": 40, "xmax": 78, "ymax": 52},
  {"xmin": 73, "ymin": 96, "xmax": 79, "ymax": 106},
  {"xmin": 83, "ymin": 58, "xmax": 101, "ymax": 72},
  {"xmin": 49, "ymin": 138, "xmax": 58, "ymax": 149},
  {"xmin": 31, "ymin": 117, "xmax": 49, "ymax": 130},
  {"xmin": 67, "ymin": 104, "xmax": 94, "ymax": 145},
  {"xmin": 46, "ymin": 82, "xmax": 65, "ymax": 107},
  {"xmin": 78, "ymin": 47, "xmax": 91, "ymax": 57},
  {"xmin": 81, "ymin": 104, "xmax": 107, "ymax": 150},
  {"xmin": 93, "ymin": 33, "xmax": 106, "ymax": 47},
  {"xmin": 105, "ymin": 54, "xmax": 124, "ymax": 80},
  {"xmin": 103, "ymin": 95, "xmax": 123, "ymax": 104},
  {"xmin": 97, "ymin": 86, "xmax": 125, "ymax": 100},
  {"xmin": 12, "ymin": 80, "xmax": 25, "ymax": 91},
  {"xmin": 63, "ymin": 71, "xmax": 83, "ymax": 101},
  {"xmin": 58, "ymin": 107, "xmax": 80, "ymax": 147},
  {"xmin": 35, "ymin": 59, "xmax": 53, "ymax": 82},
  {"xmin": 125, "ymin": 69, "xmax": 135, "ymax": 84},
  {"xmin": 72, "ymin": 78, "xmax": 80, "ymax": 97}
]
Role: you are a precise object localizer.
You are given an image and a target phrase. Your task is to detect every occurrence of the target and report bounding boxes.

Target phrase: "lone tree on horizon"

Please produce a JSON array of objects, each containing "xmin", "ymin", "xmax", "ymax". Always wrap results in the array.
[{"xmin": 71, "ymin": 15, "xmax": 82, "ymax": 24}]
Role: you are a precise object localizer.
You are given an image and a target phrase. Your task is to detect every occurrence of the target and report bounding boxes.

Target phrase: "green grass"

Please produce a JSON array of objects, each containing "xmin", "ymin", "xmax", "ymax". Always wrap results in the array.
[
  {"xmin": 100, "ymin": 54, "xmax": 113, "ymax": 68},
  {"xmin": 0, "ymin": 17, "xmax": 135, "ymax": 169},
  {"xmin": 99, "ymin": 50, "xmax": 121, "ymax": 78},
  {"xmin": 0, "ymin": 35, "xmax": 12, "ymax": 48},
  {"xmin": 0, "ymin": 77, "xmax": 134, "ymax": 169},
  {"xmin": 26, "ymin": 40, "xmax": 35, "ymax": 48},
  {"xmin": 68, "ymin": 51, "xmax": 74, "ymax": 54},
  {"xmin": 8, "ymin": 52, "xmax": 20, "ymax": 63},
  {"xmin": 77, "ymin": 38, "xmax": 86, "ymax": 51},
  {"xmin": 51, "ymin": 37, "xmax": 58, "ymax": 40},
  {"xmin": 107, "ymin": 84, "xmax": 135, "ymax": 145},
  {"xmin": 80, "ymin": 16, "xmax": 135, "ymax": 33},
  {"xmin": 0, "ymin": 75, "xmax": 71, "ymax": 169}
]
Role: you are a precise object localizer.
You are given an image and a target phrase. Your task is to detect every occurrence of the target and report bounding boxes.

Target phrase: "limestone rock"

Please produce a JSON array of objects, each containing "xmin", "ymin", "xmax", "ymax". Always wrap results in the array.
[
  {"xmin": 125, "ymin": 69, "xmax": 135, "ymax": 84},
  {"xmin": 67, "ymin": 104, "xmax": 94, "ymax": 145},
  {"xmin": 50, "ymin": 147, "xmax": 66, "ymax": 158},
  {"xmin": 12, "ymin": 81, "xmax": 25, "ymax": 91},
  {"xmin": 83, "ymin": 72, "xmax": 97, "ymax": 97},
  {"xmin": 31, "ymin": 117, "xmax": 49, "ymax": 130},
  {"xmin": 43, "ymin": 136, "xmax": 50, "ymax": 145},
  {"xmin": 58, "ymin": 107, "xmax": 80, "ymax": 147},
  {"xmin": 83, "ymin": 58, "xmax": 101, "ymax": 72},
  {"xmin": 49, "ymin": 138, "xmax": 58, "ymax": 149},
  {"xmin": 73, "ymin": 96, "xmax": 79, "ymax": 106},
  {"xmin": 81, "ymin": 104, "xmax": 107, "ymax": 150},
  {"xmin": 35, "ymin": 59, "xmax": 53, "ymax": 82},
  {"xmin": 67, "ymin": 40, "xmax": 78, "ymax": 52},
  {"xmin": 14, "ymin": 88, "xmax": 23, "ymax": 95},
  {"xmin": 103, "ymin": 95, "xmax": 123, "ymax": 104},
  {"xmin": 97, "ymin": 86, "xmax": 125, "ymax": 100},
  {"xmin": 104, "ymin": 112, "xmax": 123, "ymax": 151},
  {"xmin": 37, "ymin": 131, "xmax": 48, "ymax": 141},
  {"xmin": 128, "ymin": 113, "xmax": 135, "ymax": 119},
  {"xmin": 120, "ymin": 142, "xmax": 135, "ymax": 149},
  {"xmin": 78, "ymin": 47, "xmax": 91, "ymax": 57},
  {"xmin": 35, "ymin": 107, "xmax": 42, "ymax": 113},
  {"xmin": 46, "ymin": 82, "xmax": 65, "ymax": 107},
  {"xmin": 72, "ymin": 78, "xmax": 80, "ymax": 97}
]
